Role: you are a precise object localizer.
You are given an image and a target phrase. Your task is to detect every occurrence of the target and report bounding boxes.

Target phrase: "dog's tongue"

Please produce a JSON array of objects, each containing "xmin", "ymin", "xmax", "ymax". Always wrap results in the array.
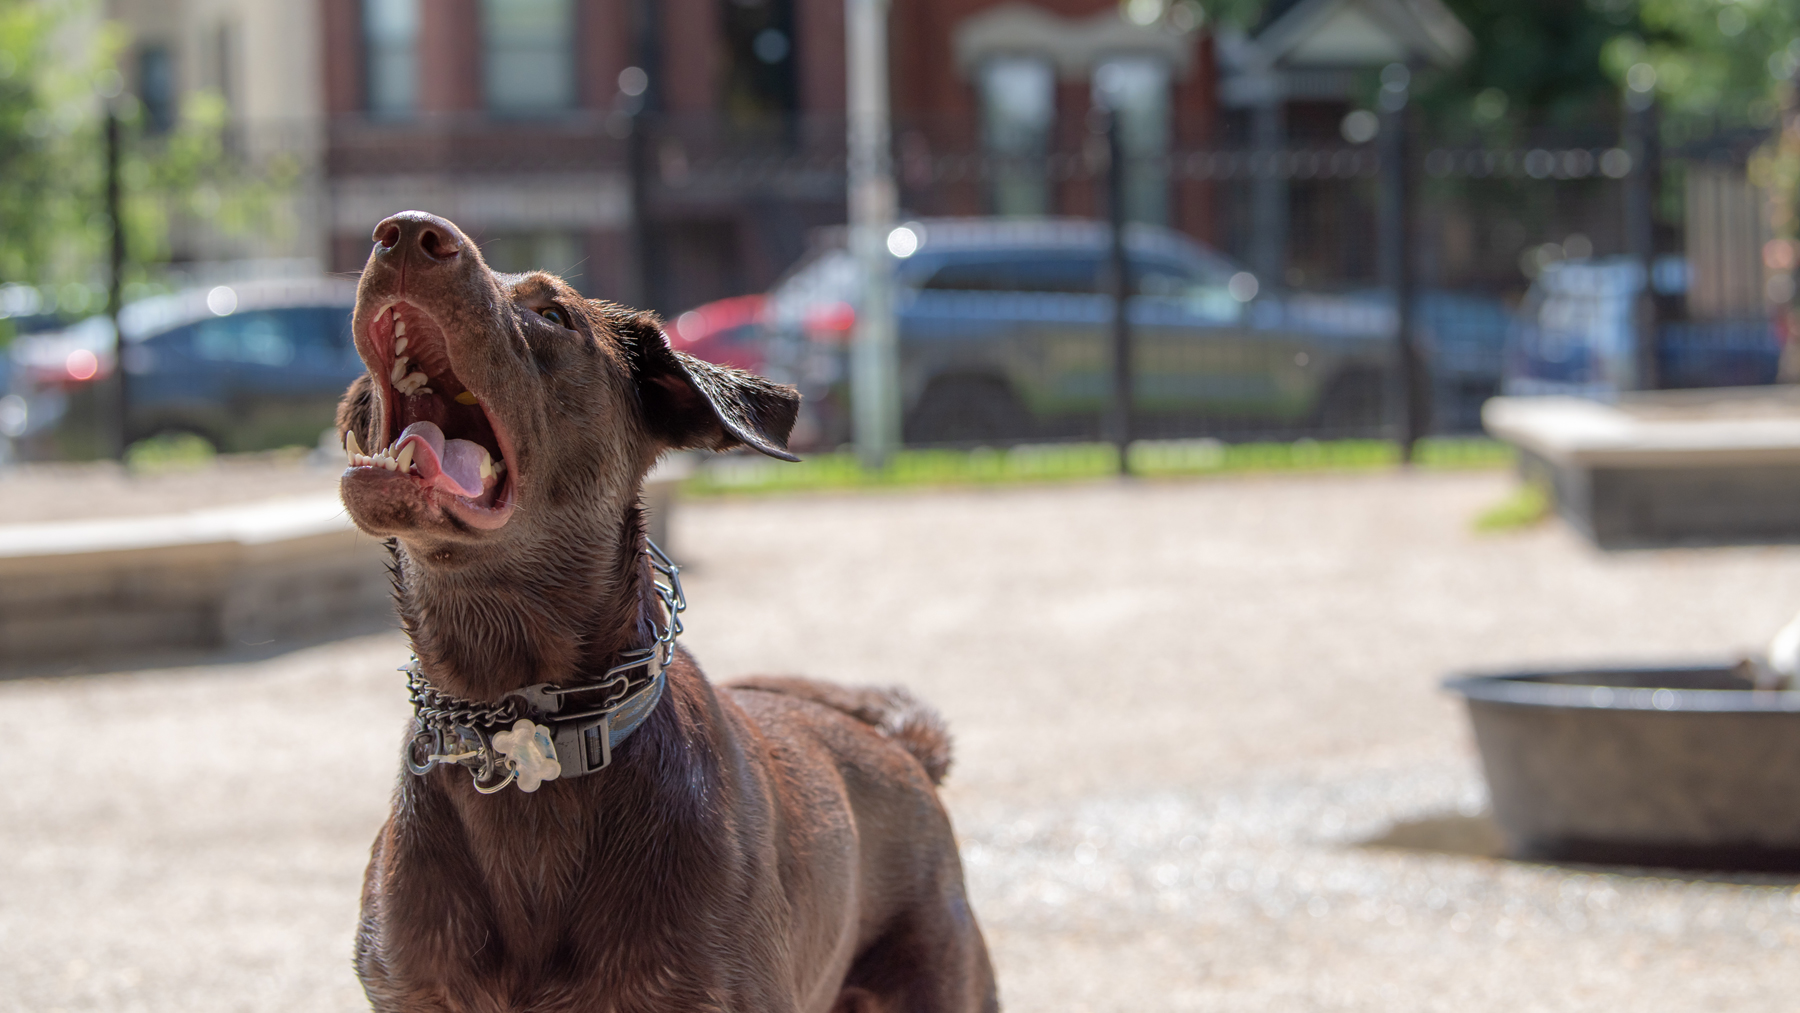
[
  {"xmin": 398, "ymin": 420, "xmax": 444, "ymax": 462},
  {"xmin": 396, "ymin": 421, "xmax": 489, "ymax": 498},
  {"xmin": 439, "ymin": 439, "xmax": 488, "ymax": 497}
]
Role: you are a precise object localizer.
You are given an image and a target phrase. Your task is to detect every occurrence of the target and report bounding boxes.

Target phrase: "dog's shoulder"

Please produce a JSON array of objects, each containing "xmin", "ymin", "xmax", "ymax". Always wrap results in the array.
[{"xmin": 724, "ymin": 676, "xmax": 953, "ymax": 785}]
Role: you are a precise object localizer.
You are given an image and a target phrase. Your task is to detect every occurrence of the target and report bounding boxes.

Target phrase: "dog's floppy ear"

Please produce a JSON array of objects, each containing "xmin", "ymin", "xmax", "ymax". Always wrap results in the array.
[{"xmin": 617, "ymin": 309, "xmax": 801, "ymax": 462}]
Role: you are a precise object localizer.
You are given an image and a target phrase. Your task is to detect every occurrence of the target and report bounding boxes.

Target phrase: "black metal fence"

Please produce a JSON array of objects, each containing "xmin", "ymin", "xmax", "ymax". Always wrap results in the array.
[
  {"xmin": 8, "ymin": 106, "xmax": 1786, "ymax": 461},
  {"xmin": 617, "ymin": 106, "xmax": 1784, "ymax": 449}
]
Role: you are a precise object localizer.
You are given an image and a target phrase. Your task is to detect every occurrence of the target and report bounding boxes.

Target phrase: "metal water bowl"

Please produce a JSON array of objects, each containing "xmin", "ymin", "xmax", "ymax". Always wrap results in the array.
[{"xmin": 1445, "ymin": 666, "xmax": 1800, "ymax": 871}]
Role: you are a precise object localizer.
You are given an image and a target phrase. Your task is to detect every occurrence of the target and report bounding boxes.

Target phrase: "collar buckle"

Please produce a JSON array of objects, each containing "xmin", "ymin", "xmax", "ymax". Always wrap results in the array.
[
  {"xmin": 403, "ymin": 539, "xmax": 685, "ymax": 792},
  {"xmin": 553, "ymin": 712, "xmax": 612, "ymax": 776}
]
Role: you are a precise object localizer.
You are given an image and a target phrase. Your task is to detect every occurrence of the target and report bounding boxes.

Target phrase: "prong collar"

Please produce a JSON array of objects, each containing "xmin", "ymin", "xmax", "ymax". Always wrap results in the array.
[{"xmin": 401, "ymin": 539, "xmax": 687, "ymax": 794}]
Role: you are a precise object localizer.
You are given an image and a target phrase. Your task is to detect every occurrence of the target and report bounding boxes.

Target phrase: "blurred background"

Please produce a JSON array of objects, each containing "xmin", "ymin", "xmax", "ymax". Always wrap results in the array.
[
  {"xmin": 9, "ymin": 2, "xmax": 1800, "ymax": 1011},
  {"xmin": 0, "ymin": 0, "xmax": 1794, "ymax": 464}
]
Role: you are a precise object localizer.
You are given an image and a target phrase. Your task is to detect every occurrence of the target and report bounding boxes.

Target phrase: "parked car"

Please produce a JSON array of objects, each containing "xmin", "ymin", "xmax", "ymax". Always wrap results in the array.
[
  {"xmin": 1503, "ymin": 255, "xmax": 1780, "ymax": 397},
  {"xmin": 665, "ymin": 294, "xmax": 769, "ymax": 374},
  {"xmin": 6, "ymin": 278, "xmax": 358, "ymax": 459},
  {"xmin": 739, "ymin": 218, "xmax": 1402, "ymax": 448}
]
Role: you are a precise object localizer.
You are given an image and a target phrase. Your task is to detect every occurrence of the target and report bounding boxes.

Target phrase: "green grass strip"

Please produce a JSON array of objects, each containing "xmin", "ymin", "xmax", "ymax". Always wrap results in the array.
[
  {"xmin": 125, "ymin": 432, "xmax": 217, "ymax": 473},
  {"xmin": 682, "ymin": 436, "xmax": 1515, "ymax": 497},
  {"xmin": 1473, "ymin": 481, "xmax": 1552, "ymax": 533}
]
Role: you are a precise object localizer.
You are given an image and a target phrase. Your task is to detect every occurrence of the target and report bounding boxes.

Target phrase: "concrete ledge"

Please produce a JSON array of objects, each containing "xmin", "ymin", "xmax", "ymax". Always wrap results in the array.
[
  {"xmin": 0, "ymin": 458, "xmax": 696, "ymax": 664},
  {"xmin": 0, "ymin": 494, "xmax": 393, "ymax": 663},
  {"xmin": 1484, "ymin": 389, "xmax": 1800, "ymax": 548},
  {"xmin": 1485, "ymin": 388, "xmax": 1800, "ymax": 469}
]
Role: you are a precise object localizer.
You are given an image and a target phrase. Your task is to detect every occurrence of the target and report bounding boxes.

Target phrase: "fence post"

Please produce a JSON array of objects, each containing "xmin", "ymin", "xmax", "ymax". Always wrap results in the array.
[
  {"xmin": 1103, "ymin": 108, "xmax": 1133, "ymax": 475},
  {"xmin": 105, "ymin": 104, "xmax": 128, "ymax": 461},
  {"xmin": 1624, "ymin": 87, "xmax": 1660, "ymax": 391},
  {"xmin": 1249, "ymin": 92, "xmax": 1287, "ymax": 290},
  {"xmin": 627, "ymin": 0, "xmax": 664, "ymax": 315},
  {"xmin": 847, "ymin": 0, "xmax": 900, "ymax": 469},
  {"xmin": 1377, "ymin": 63, "xmax": 1423, "ymax": 462}
]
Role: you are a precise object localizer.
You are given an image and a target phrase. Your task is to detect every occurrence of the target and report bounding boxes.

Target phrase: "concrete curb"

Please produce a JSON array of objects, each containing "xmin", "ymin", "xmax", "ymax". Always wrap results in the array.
[
  {"xmin": 0, "ymin": 494, "xmax": 392, "ymax": 663},
  {"xmin": 0, "ymin": 457, "xmax": 696, "ymax": 664}
]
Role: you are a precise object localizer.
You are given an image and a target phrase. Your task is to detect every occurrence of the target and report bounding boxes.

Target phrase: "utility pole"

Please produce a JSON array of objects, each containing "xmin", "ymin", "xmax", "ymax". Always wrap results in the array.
[
  {"xmin": 846, "ymin": 0, "xmax": 899, "ymax": 469},
  {"xmin": 105, "ymin": 102, "xmax": 128, "ymax": 460},
  {"xmin": 627, "ymin": 0, "xmax": 664, "ymax": 315},
  {"xmin": 1102, "ymin": 108, "xmax": 1132, "ymax": 475},
  {"xmin": 1249, "ymin": 85, "xmax": 1287, "ymax": 290},
  {"xmin": 1377, "ymin": 62, "xmax": 1423, "ymax": 462}
]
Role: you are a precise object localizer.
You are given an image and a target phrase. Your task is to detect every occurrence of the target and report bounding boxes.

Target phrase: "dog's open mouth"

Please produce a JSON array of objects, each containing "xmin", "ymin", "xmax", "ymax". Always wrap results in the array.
[{"xmin": 346, "ymin": 301, "xmax": 516, "ymax": 530}]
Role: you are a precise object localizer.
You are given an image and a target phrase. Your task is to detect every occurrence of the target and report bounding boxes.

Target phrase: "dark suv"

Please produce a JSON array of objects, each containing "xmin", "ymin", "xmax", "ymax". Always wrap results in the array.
[
  {"xmin": 7, "ymin": 278, "xmax": 359, "ymax": 457},
  {"xmin": 761, "ymin": 218, "xmax": 1396, "ymax": 446}
]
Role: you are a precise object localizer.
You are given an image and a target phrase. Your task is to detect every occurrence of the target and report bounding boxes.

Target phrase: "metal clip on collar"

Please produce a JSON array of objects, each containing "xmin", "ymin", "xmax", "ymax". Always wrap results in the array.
[{"xmin": 403, "ymin": 539, "xmax": 686, "ymax": 791}]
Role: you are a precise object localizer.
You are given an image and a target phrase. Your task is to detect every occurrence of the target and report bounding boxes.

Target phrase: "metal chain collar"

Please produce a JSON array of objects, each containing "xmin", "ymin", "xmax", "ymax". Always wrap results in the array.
[{"xmin": 403, "ymin": 539, "xmax": 688, "ymax": 794}]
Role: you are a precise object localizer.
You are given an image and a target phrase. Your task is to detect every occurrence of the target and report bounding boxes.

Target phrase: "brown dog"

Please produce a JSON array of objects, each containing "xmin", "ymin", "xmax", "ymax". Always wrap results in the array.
[{"xmin": 335, "ymin": 211, "xmax": 997, "ymax": 1013}]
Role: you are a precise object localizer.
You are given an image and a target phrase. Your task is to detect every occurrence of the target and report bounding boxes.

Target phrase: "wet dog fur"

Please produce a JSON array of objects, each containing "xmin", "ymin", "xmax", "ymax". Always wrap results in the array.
[{"xmin": 335, "ymin": 211, "xmax": 997, "ymax": 1013}]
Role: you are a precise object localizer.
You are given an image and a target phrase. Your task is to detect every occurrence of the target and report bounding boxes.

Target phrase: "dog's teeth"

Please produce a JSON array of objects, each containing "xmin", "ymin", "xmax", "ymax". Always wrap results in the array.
[
  {"xmin": 403, "ymin": 371, "xmax": 428, "ymax": 388},
  {"xmin": 396, "ymin": 443, "xmax": 414, "ymax": 472},
  {"xmin": 391, "ymin": 308, "xmax": 401, "ymax": 321},
  {"xmin": 394, "ymin": 336, "xmax": 408, "ymax": 355},
  {"xmin": 394, "ymin": 319, "xmax": 407, "ymax": 338},
  {"xmin": 492, "ymin": 458, "xmax": 506, "ymax": 475},
  {"xmin": 478, "ymin": 447, "xmax": 494, "ymax": 480},
  {"xmin": 455, "ymin": 390, "xmax": 478, "ymax": 405},
  {"xmin": 418, "ymin": 387, "xmax": 432, "ymax": 395},
  {"xmin": 391, "ymin": 357, "xmax": 409, "ymax": 384},
  {"xmin": 346, "ymin": 431, "xmax": 363, "ymax": 458}
]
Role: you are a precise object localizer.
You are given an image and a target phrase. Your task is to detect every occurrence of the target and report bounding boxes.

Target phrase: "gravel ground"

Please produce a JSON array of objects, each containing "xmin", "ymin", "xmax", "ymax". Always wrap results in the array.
[{"xmin": 6, "ymin": 469, "xmax": 1800, "ymax": 1012}]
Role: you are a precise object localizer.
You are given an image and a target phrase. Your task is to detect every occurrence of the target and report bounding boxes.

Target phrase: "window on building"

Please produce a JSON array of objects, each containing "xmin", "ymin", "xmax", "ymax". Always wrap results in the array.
[
  {"xmin": 979, "ymin": 57, "xmax": 1056, "ymax": 217},
  {"xmin": 213, "ymin": 21, "xmax": 236, "ymax": 110},
  {"xmin": 138, "ymin": 44, "xmax": 175, "ymax": 132},
  {"xmin": 480, "ymin": 232, "xmax": 586, "ymax": 292},
  {"xmin": 482, "ymin": 0, "xmax": 575, "ymax": 114},
  {"xmin": 1093, "ymin": 57, "xmax": 1171, "ymax": 227},
  {"xmin": 721, "ymin": 0, "xmax": 797, "ymax": 122},
  {"xmin": 364, "ymin": 0, "xmax": 418, "ymax": 116}
]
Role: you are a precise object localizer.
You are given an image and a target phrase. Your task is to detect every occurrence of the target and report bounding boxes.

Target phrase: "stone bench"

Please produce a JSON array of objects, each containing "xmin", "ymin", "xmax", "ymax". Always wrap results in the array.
[
  {"xmin": 0, "ymin": 495, "xmax": 392, "ymax": 664},
  {"xmin": 0, "ymin": 456, "xmax": 693, "ymax": 665},
  {"xmin": 1484, "ymin": 388, "xmax": 1800, "ymax": 548}
]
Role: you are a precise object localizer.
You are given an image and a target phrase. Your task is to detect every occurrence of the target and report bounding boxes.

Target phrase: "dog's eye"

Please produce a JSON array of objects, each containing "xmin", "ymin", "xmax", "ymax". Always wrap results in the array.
[{"xmin": 538, "ymin": 306, "xmax": 571, "ymax": 329}]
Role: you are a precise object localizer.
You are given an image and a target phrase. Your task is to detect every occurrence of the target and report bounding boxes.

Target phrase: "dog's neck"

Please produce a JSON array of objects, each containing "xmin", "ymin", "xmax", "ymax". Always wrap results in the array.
[{"xmin": 395, "ymin": 490, "xmax": 661, "ymax": 702}]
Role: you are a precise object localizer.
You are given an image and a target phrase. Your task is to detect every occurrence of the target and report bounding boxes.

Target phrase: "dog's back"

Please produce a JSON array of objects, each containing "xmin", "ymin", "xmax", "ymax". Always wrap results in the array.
[{"xmin": 728, "ymin": 677, "xmax": 953, "ymax": 785}]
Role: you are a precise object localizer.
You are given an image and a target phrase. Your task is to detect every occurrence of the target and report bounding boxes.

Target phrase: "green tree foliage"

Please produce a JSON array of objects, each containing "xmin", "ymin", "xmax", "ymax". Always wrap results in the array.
[
  {"xmin": 0, "ymin": 1, "xmax": 113, "ymax": 294},
  {"xmin": 0, "ymin": 0, "xmax": 292, "ymax": 343},
  {"xmin": 1605, "ymin": 0, "xmax": 1799, "ymax": 128},
  {"xmin": 1429, "ymin": 0, "xmax": 1637, "ymax": 130}
]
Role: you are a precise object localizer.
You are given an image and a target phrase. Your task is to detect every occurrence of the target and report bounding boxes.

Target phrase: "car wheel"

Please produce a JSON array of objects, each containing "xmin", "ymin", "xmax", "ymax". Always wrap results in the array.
[
  {"xmin": 1315, "ymin": 370, "xmax": 1387, "ymax": 435},
  {"xmin": 904, "ymin": 375, "xmax": 1032, "ymax": 446}
]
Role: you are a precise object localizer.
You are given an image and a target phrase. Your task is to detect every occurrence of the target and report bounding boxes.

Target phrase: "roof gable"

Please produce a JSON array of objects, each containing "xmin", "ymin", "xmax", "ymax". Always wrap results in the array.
[{"xmin": 1253, "ymin": 0, "xmax": 1472, "ymax": 70}]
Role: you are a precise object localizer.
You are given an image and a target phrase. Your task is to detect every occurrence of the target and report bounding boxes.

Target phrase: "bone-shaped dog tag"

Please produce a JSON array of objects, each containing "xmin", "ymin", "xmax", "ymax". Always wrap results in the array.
[{"xmin": 491, "ymin": 719, "xmax": 562, "ymax": 792}]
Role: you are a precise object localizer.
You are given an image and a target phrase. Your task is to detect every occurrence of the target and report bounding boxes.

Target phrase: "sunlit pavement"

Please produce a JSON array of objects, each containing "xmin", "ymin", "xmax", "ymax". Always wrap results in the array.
[{"xmin": 7, "ymin": 470, "xmax": 1800, "ymax": 1012}]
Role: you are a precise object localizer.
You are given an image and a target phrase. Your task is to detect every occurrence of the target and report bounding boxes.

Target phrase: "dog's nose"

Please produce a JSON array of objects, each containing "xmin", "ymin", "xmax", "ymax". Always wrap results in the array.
[{"xmin": 372, "ymin": 211, "xmax": 466, "ymax": 266}]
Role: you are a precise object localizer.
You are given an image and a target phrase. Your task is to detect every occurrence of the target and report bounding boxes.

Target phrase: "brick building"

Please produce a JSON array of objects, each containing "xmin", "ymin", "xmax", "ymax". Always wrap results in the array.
[
  {"xmin": 315, "ymin": 0, "xmax": 1220, "ymax": 313},
  {"xmin": 115, "ymin": 0, "xmax": 1470, "ymax": 312}
]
